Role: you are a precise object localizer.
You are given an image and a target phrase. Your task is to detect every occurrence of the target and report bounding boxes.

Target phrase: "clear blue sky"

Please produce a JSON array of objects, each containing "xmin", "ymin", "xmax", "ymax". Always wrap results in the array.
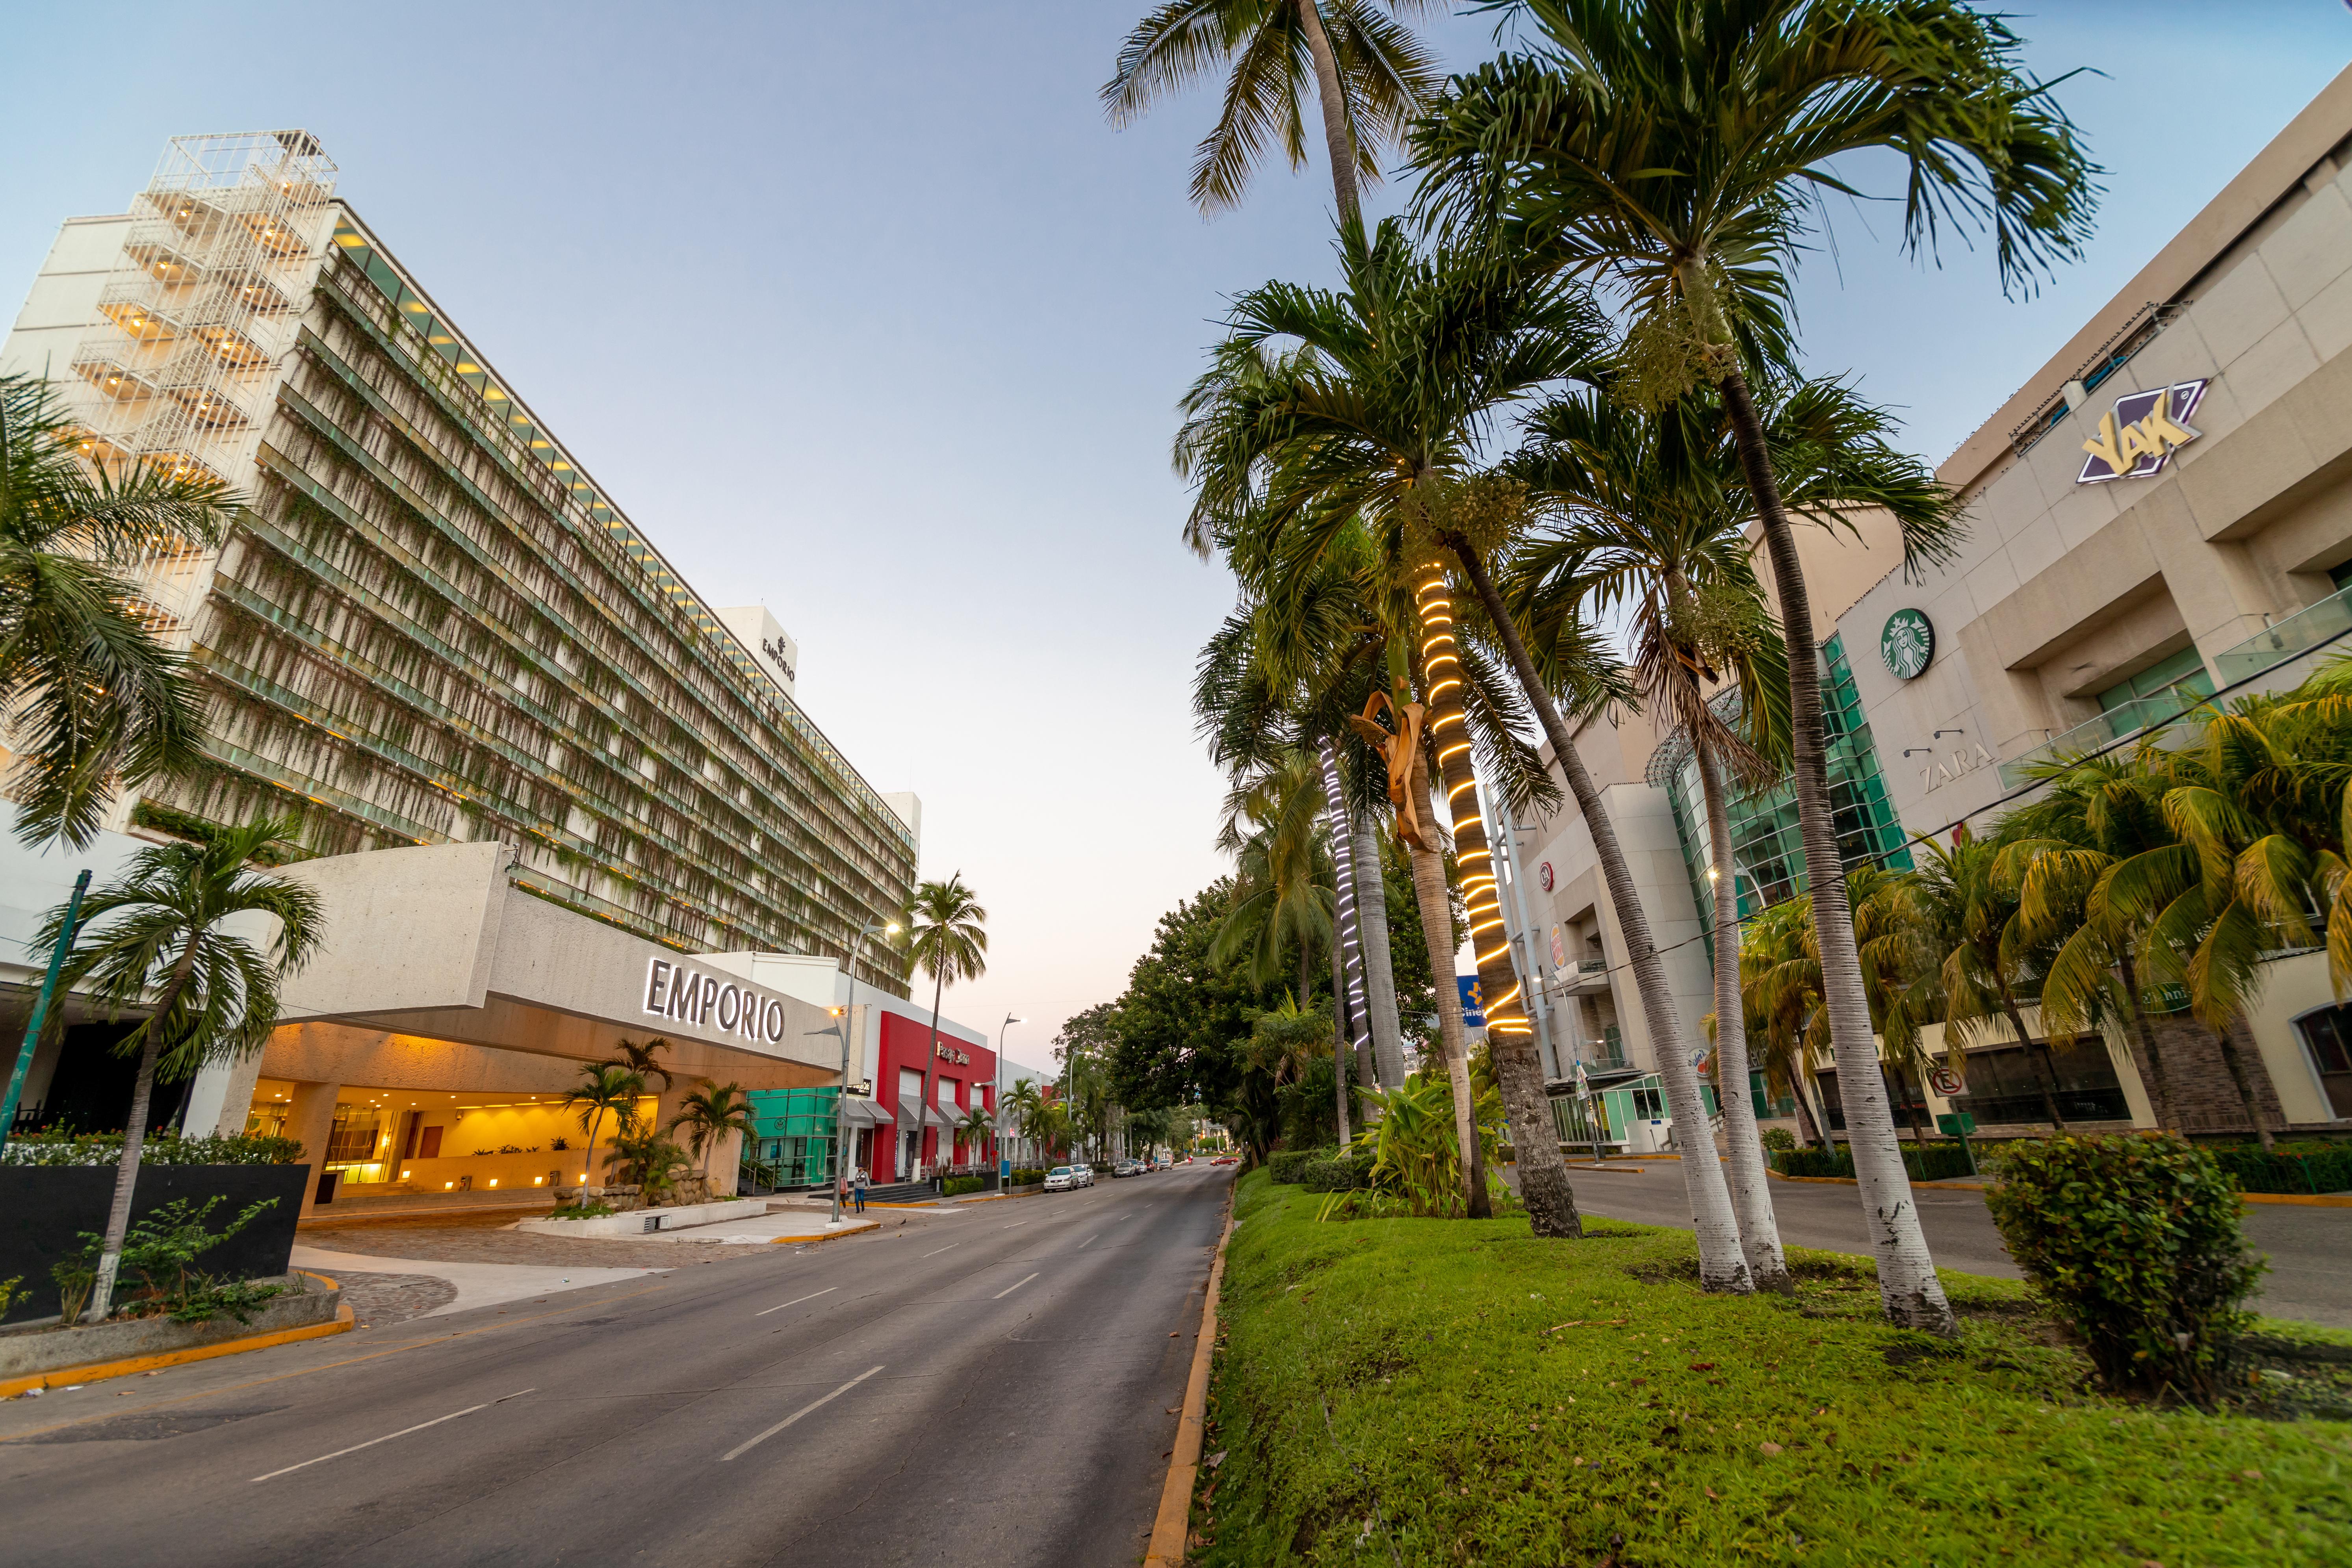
[{"xmin": 4, "ymin": 3, "xmax": 2347, "ymax": 1054}]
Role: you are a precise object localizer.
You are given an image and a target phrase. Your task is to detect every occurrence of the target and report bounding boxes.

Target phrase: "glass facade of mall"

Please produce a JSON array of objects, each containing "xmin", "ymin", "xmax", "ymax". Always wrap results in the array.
[
  {"xmin": 1655, "ymin": 634, "xmax": 1913, "ymax": 948},
  {"xmin": 16, "ymin": 132, "xmax": 915, "ymax": 983}
]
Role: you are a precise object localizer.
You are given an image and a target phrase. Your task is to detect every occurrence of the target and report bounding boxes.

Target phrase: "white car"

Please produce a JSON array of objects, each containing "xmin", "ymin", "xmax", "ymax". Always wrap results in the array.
[{"xmin": 1044, "ymin": 1165, "xmax": 1080, "ymax": 1191}]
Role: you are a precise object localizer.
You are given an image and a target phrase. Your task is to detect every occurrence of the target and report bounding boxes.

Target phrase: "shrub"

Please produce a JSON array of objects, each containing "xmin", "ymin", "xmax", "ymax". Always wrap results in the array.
[
  {"xmin": 1986, "ymin": 1135, "xmax": 2265, "ymax": 1402},
  {"xmin": 2203, "ymin": 1143, "xmax": 2352, "ymax": 1195},
  {"xmin": 0, "ymin": 1132, "xmax": 304, "ymax": 1167},
  {"xmin": 1300, "ymin": 1157, "xmax": 1357, "ymax": 1193},
  {"xmin": 549, "ymin": 1201, "xmax": 617, "ymax": 1220},
  {"xmin": 1010, "ymin": 1167, "xmax": 1047, "ymax": 1187},
  {"xmin": 942, "ymin": 1175, "xmax": 983, "ymax": 1197},
  {"xmin": 1761, "ymin": 1126, "xmax": 1797, "ymax": 1153},
  {"xmin": 1771, "ymin": 1142, "xmax": 1977, "ymax": 1181},
  {"xmin": 1269, "ymin": 1148, "xmax": 1331, "ymax": 1185}
]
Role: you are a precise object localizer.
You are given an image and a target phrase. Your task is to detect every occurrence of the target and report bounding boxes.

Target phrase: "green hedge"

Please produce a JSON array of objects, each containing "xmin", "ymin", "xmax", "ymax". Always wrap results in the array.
[
  {"xmin": 1010, "ymin": 1167, "xmax": 1048, "ymax": 1187},
  {"xmin": 2205, "ymin": 1144, "xmax": 2352, "ymax": 1195},
  {"xmin": 0, "ymin": 1132, "xmax": 306, "ymax": 1167},
  {"xmin": 1300, "ymin": 1156, "xmax": 1358, "ymax": 1193},
  {"xmin": 1772, "ymin": 1142, "xmax": 1977, "ymax": 1182},
  {"xmin": 942, "ymin": 1175, "xmax": 983, "ymax": 1197},
  {"xmin": 1269, "ymin": 1147, "xmax": 1333, "ymax": 1185}
]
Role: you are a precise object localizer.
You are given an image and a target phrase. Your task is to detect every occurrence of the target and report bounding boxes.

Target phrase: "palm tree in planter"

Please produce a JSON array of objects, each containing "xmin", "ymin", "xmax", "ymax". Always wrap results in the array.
[
  {"xmin": 561, "ymin": 1063, "xmax": 646, "ymax": 1204},
  {"xmin": 609, "ymin": 1035, "xmax": 675, "ymax": 1093},
  {"xmin": 2, "ymin": 373, "xmax": 236, "ymax": 849},
  {"xmin": 607, "ymin": 1126, "xmax": 694, "ymax": 1208},
  {"xmin": 1410, "ymin": 0, "xmax": 2097, "ymax": 1333},
  {"xmin": 35, "ymin": 816, "xmax": 324, "ymax": 1322},
  {"xmin": 668, "ymin": 1080, "xmax": 756, "ymax": 1200},
  {"xmin": 907, "ymin": 875, "xmax": 988, "ymax": 1181}
]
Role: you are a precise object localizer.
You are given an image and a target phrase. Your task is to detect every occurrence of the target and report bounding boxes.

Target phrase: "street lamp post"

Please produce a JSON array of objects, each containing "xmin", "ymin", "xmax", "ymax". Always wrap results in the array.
[
  {"xmin": 995, "ymin": 1012, "xmax": 1022, "ymax": 1182},
  {"xmin": 829, "ymin": 918, "xmax": 897, "ymax": 1227}
]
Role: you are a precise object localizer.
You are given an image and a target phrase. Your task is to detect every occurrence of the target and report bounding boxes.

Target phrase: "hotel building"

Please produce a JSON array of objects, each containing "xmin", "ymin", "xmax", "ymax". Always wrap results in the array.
[
  {"xmin": 1, "ymin": 131, "xmax": 939, "ymax": 1210},
  {"xmin": 1504, "ymin": 65, "xmax": 2352, "ymax": 1147}
]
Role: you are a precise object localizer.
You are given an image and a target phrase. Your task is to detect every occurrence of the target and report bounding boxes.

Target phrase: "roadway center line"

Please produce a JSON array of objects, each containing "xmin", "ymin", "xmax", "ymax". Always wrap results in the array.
[
  {"xmin": 994, "ymin": 1272, "xmax": 1040, "ymax": 1299},
  {"xmin": 721, "ymin": 1366, "xmax": 886, "ymax": 1461},
  {"xmin": 1077, "ymin": 1235, "xmax": 1097, "ymax": 1248},
  {"xmin": 252, "ymin": 1389, "xmax": 535, "ymax": 1481},
  {"xmin": 754, "ymin": 1287, "xmax": 837, "ymax": 1318},
  {"xmin": 922, "ymin": 1243, "xmax": 959, "ymax": 1258},
  {"xmin": 1001, "ymin": 1221, "xmax": 1027, "ymax": 1229}
]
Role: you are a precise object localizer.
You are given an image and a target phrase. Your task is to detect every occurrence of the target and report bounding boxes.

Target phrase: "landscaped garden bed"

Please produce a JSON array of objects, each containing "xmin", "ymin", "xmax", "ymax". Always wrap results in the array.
[{"xmin": 1191, "ymin": 1171, "xmax": 2352, "ymax": 1566}]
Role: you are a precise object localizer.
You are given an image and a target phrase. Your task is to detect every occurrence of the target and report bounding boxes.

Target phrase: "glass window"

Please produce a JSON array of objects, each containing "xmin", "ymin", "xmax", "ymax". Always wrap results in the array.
[
  {"xmin": 2098, "ymin": 646, "xmax": 2213, "ymax": 712},
  {"xmin": 1948, "ymin": 1042, "xmax": 2131, "ymax": 1125},
  {"xmin": 2293, "ymin": 1004, "xmax": 2352, "ymax": 1119}
]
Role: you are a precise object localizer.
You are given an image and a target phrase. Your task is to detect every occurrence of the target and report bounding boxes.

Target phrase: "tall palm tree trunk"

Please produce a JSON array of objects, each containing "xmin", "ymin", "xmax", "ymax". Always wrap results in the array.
[
  {"xmin": 1412, "ymin": 564, "xmax": 1581, "ymax": 1238},
  {"xmin": 1445, "ymin": 549, "xmax": 1744, "ymax": 1280},
  {"xmin": 1330, "ymin": 937, "xmax": 1353, "ymax": 1149},
  {"xmin": 1352, "ymin": 828, "xmax": 1407, "ymax": 1087},
  {"xmin": 1401, "ymin": 737, "xmax": 1488, "ymax": 1218},
  {"xmin": 919, "ymin": 968, "xmax": 947, "ymax": 1180},
  {"xmin": 2115, "ymin": 954, "xmax": 2179, "ymax": 1130},
  {"xmin": 2211, "ymin": 1024, "xmax": 2276, "ymax": 1152},
  {"xmin": 1997, "ymin": 995, "xmax": 2068, "ymax": 1132},
  {"xmin": 1696, "ymin": 738, "xmax": 1790, "ymax": 1292},
  {"xmin": 85, "ymin": 945, "xmax": 199, "ymax": 1323},
  {"xmin": 1293, "ymin": 0, "xmax": 1360, "ymax": 227},
  {"xmin": 85, "ymin": 1027, "xmax": 165, "ymax": 1323},
  {"xmin": 1317, "ymin": 744, "xmax": 1379, "ymax": 1087},
  {"xmin": 1714, "ymin": 364, "xmax": 1953, "ymax": 1334}
]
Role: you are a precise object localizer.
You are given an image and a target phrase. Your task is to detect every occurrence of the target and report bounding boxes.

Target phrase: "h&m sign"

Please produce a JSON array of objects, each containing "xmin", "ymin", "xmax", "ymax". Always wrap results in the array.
[{"xmin": 643, "ymin": 958, "xmax": 787, "ymax": 1045}]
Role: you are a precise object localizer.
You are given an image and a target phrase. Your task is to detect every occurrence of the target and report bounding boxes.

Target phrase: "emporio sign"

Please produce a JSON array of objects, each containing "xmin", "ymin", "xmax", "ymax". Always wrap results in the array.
[
  {"xmin": 2076, "ymin": 379, "xmax": 2208, "ymax": 484},
  {"xmin": 642, "ymin": 957, "xmax": 788, "ymax": 1045}
]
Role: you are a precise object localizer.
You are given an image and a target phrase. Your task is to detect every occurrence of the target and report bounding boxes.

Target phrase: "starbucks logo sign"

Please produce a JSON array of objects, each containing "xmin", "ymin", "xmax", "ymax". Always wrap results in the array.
[{"xmin": 1880, "ymin": 609, "xmax": 1934, "ymax": 680}]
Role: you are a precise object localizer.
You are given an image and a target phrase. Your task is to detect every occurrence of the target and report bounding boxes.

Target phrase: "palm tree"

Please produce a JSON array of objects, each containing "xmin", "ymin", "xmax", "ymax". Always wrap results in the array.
[
  {"xmin": 562, "ymin": 1062, "xmax": 646, "ymax": 1199},
  {"xmin": 1178, "ymin": 221, "xmax": 1706, "ymax": 1262},
  {"xmin": 668, "ymin": 1080, "xmax": 757, "ymax": 1193},
  {"xmin": 958, "ymin": 1100, "xmax": 997, "ymax": 1171},
  {"xmin": 1, "ymin": 373, "xmax": 236, "ymax": 848},
  {"xmin": 1903, "ymin": 836, "xmax": 2071, "ymax": 1130},
  {"xmin": 34, "ymin": 817, "xmax": 323, "ymax": 1321},
  {"xmin": 907, "ymin": 874, "xmax": 988, "ymax": 1180},
  {"xmin": 609, "ymin": 1035, "xmax": 675, "ymax": 1093},
  {"xmin": 607, "ymin": 1125, "xmax": 694, "ymax": 1207},
  {"xmin": 1212, "ymin": 747, "xmax": 1337, "ymax": 1002},
  {"xmin": 1104, "ymin": 0, "xmax": 1441, "ymax": 225},
  {"xmin": 1411, "ymin": 0, "xmax": 2096, "ymax": 1333}
]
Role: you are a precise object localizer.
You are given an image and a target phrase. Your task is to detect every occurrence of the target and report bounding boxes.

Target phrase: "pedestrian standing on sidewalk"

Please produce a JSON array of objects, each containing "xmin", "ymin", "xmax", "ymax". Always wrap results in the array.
[{"xmin": 854, "ymin": 1167, "xmax": 869, "ymax": 1214}]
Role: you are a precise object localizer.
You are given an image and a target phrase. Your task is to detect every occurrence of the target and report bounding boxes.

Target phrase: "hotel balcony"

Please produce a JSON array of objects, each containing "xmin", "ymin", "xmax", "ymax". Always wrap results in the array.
[
  {"xmin": 189, "ymin": 322, "xmax": 275, "ymax": 371},
  {"xmin": 1556, "ymin": 958, "xmax": 1613, "ymax": 996},
  {"xmin": 71, "ymin": 340, "xmax": 156, "ymax": 405},
  {"xmin": 197, "ymin": 269, "xmax": 294, "ymax": 317},
  {"xmin": 123, "ymin": 239, "xmax": 207, "ymax": 287},
  {"xmin": 96, "ymin": 281, "xmax": 184, "ymax": 347}
]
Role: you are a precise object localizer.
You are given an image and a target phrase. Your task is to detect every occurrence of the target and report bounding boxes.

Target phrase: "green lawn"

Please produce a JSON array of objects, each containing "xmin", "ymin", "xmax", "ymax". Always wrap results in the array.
[{"xmin": 1194, "ymin": 1171, "xmax": 2351, "ymax": 1566}]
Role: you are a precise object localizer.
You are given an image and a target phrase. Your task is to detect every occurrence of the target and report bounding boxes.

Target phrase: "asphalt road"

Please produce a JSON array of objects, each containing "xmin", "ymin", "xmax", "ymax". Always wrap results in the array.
[
  {"xmin": 1560, "ymin": 1162, "xmax": 2352, "ymax": 1327},
  {"xmin": 0, "ymin": 1164, "xmax": 1234, "ymax": 1568}
]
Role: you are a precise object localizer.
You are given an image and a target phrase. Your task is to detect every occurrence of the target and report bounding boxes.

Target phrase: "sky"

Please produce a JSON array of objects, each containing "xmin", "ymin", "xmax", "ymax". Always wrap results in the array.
[{"xmin": 4, "ymin": 3, "xmax": 2348, "ymax": 1063}]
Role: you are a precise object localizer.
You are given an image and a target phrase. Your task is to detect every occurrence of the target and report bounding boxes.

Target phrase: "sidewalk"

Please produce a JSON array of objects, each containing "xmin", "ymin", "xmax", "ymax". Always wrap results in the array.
[{"xmin": 288, "ymin": 1245, "xmax": 664, "ymax": 1320}]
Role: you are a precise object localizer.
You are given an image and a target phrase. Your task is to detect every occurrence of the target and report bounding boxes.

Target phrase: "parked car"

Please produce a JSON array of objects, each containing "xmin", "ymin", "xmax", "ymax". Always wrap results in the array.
[
  {"xmin": 1043, "ymin": 1165, "xmax": 1079, "ymax": 1191},
  {"xmin": 1211, "ymin": 1154, "xmax": 1238, "ymax": 1165},
  {"xmin": 1112, "ymin": 1159, "xmax": 1142, "ymax": 1178}
]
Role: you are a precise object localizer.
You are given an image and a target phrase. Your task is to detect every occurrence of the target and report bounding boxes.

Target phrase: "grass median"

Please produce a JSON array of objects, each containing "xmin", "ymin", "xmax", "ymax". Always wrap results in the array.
[{"xmin": 1193, "ymin": 1171, "xmax": 2351, "ymax": 1566}]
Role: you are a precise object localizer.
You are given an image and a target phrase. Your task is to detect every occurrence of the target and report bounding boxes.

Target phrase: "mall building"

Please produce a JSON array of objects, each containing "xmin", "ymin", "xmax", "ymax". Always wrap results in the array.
[
  {"xmin": 1499, "ymin": 64, "xmax": 2352, "ymax": 1147},
  {"xmin": 0, "ymin": 131, "xmax": 938, "ymax": 1211}
]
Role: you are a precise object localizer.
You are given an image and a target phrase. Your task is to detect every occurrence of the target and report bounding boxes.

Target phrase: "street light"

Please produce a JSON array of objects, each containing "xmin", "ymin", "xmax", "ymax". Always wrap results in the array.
[
  {"xmin": 996, "ymin": 1013, "xmax": 1023, "ymax": 1181},
  {"xmin": 828, "ymin": 917, "xmax": 898, "ymax": 1227}
]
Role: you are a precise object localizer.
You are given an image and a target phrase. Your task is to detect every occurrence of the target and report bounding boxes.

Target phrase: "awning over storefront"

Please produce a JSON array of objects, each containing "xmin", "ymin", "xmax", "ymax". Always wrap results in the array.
[
  {"xmin": 898, "ymin": 1096, "xmax": 952, "ymax": 1130},
  {"xmin": 841, "ymin": 1097, "xmax": 891, "ymax": 1128}
]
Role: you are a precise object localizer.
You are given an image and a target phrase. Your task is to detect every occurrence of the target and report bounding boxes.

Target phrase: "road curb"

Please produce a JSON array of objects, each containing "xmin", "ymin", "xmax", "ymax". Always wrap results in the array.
[
  {"xmin": 1144, "ymin": 1185, "xmax": 1236, "ymax": 1568},
  {"xmin": 0, "ymin": 1271, "xmax": 354, "ymax": 1400}
]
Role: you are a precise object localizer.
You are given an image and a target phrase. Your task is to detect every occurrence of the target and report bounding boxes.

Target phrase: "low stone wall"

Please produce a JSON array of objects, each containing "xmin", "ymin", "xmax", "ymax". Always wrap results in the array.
[
  {"xmin": 0, "ymin": 1274, "xmax": 341, "ymax": 1380},
  {"xmin": 515, "ymin": 1198, "xmax": 768, "ymax": 1238}
]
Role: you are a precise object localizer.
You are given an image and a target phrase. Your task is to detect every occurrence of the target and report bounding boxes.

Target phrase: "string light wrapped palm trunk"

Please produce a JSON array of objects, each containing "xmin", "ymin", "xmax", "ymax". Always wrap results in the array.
[
  {"xmin": 1411, "ymin": 565, "xmax": 1583, "ymax": 1238},
  {"xmin": 1318, "ymin": 743, "xmax": 1378, "ymax": 1094},
  {"xmin": 1350, "ymin": 826, "xmax": 1407, "ymax": 1087}
]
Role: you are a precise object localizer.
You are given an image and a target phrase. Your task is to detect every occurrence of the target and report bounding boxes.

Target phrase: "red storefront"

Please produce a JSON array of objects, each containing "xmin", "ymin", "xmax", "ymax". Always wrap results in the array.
[{"xmin": 871, "ymin": 1006, "xmax": 996, "ymax": 1181}]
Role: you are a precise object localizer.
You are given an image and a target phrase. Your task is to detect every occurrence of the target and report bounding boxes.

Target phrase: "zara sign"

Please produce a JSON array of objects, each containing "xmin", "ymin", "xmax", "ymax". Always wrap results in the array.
[{"xmin": 642, "ymin": 957, "xmax": 787, "ymax": 1045}]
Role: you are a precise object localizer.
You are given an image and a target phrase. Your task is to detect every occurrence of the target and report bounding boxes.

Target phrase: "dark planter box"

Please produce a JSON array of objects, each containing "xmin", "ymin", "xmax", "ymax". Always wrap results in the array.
[{"xmin": 0, "ymin": 1164, "xmax": 309, "ymax": 1325}]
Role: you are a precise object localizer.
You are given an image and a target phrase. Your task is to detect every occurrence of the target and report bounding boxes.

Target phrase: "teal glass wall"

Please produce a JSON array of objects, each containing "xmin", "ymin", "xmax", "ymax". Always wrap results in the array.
[
  {"xmin": 1663, "ymin": 634, "xmax": 1914, "ymax": 946},
  {"xmin": 744, "ymin": 1087, "xmax": 838, "ymax": 1188}
]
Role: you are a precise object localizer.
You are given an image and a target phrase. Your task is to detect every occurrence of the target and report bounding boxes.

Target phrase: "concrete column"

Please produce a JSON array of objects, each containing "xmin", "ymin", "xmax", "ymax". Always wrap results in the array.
[
  {"xmin": 286, "ymin": 1080, "xmax": 341, "ymax": 1219},
  {"xmin": 180, "ymin": 1050, "xmax": 267, "ymax": 1138}
]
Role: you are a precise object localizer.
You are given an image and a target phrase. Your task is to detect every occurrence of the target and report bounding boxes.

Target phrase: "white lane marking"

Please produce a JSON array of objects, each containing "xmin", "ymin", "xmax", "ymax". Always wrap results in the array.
[
  {"xmin": 1077, "ymin": 1234, "xmax": 1097, "ymax": 1248},
  {"xmin": 251, "ymin": 1390, "xmax": 535, "ymax": 1481},
  {"xmin": 754, "ymin": 1287, "xmax": 837, "ymax": 1318},
  {"xmin": 1001, "ymin": 1222, "xmax": 1027, "ymax": 1229},
  {"xmin": 721, "ymin": 1366, "xmax": 886, "ymax": 1461},
  {"xmin": 994, "ymin": 1272, "xmax": 1040, "ymax": 1299},
  {"xmin": 922, "ymin": 1243, "xmax": 959, "ymax": 1258}
]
